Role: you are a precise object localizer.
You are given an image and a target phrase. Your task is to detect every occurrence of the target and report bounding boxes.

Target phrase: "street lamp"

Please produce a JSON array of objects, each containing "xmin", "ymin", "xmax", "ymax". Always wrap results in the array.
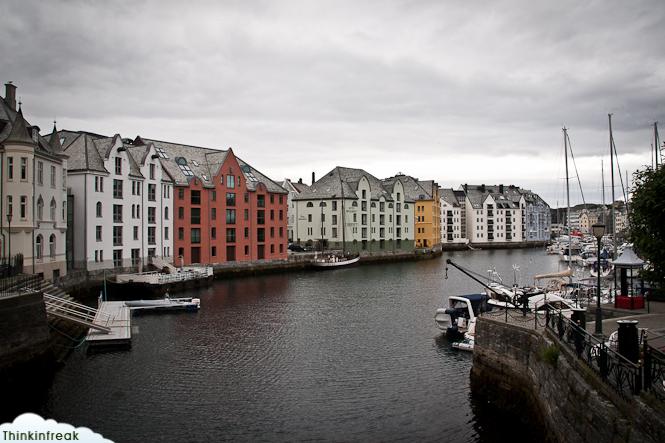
[
  {"xmin": 6, "ymin": 212, "xmax": 12, "ymax": 271},
  {"xmin": 592, "ymin": 223, "xmax": 606, "ymax": 336},
  {"xmin": 319, "ymin": 201, "xmax": 327, "ymax": 252}
]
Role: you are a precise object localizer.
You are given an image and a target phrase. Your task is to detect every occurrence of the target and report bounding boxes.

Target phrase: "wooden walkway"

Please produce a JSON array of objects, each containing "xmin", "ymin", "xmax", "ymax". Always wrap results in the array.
[{"xmin": 86, "ymin": 301, "xmax": 131, "ymax": 346}]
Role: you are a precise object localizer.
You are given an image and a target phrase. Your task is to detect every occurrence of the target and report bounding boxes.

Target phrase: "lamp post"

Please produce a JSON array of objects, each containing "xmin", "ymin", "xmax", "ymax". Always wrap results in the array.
[
  {"xmin": 6, "ymin": 212, "xmax": 12, "ymax": 270},
  {"xmin": 592, "ymin": 223, "xmax": 606, "ymax": 336}
]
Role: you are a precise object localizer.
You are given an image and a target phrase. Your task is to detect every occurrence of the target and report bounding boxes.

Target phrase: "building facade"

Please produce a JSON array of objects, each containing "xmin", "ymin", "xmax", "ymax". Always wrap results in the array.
[
  {"xmin": 281, "ymin": 178, "xmax": 309, "ymax": 243},
  {"xmin": 57, "ymin": 131, "xmax": 174, "ymax": 271},
  {"xmin": 439, "ymin": 188, "xmax": 466, "ymax": 244},
  {"xmin": 134, "ymin": 138, "xmax": 288, "ymax": 265},
  {"xmin": 293, "ymin": 167, "xmax": 415, "ymax": 253},
  {"xmin": 1, "ymin": 83, "xmax": 68, "ymax": 280},
  {"xmin": 383, "ymin": 175, "xmax": 440, "ymax": 249}
]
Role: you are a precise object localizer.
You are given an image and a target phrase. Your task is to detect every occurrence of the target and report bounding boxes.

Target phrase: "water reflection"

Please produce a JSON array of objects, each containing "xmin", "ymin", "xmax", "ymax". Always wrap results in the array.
[{"xmin": 10, "ymin": 249, "xmax": 560, "ymax": 441}]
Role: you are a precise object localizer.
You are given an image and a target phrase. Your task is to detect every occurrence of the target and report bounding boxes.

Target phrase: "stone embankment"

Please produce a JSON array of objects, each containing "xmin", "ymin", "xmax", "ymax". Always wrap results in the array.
[{"xmin": 472, "ymin": 316, "xmax": 665, "ymax": 443}]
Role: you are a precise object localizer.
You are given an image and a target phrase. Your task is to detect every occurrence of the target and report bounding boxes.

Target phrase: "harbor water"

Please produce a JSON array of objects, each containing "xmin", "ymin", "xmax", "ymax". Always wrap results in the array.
[{"xmin": 10, "ymin": 248, "xmax": 562, "ymax": 442}]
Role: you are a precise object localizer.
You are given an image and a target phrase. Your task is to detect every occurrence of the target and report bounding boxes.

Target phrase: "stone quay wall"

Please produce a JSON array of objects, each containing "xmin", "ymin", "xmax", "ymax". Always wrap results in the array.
[
  {"xmin": 0, "ymin": 291, "xmax": 52, "ymax": 373},
  {"xmin": 472, "ymin": 317, "xmax": 665, "ymax": 443}
]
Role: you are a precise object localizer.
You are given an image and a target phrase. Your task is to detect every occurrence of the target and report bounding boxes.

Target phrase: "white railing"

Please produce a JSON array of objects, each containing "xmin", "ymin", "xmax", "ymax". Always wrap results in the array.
[{"xmin": 43, "ymin": 293, "xmax": 111, "ymax": 332}]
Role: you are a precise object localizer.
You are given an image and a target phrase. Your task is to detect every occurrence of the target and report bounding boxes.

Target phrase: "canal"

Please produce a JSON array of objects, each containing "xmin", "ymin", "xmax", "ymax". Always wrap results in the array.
[{"xmin": 20, "ymin": 249, "xmax": 562, "ymax": 442}]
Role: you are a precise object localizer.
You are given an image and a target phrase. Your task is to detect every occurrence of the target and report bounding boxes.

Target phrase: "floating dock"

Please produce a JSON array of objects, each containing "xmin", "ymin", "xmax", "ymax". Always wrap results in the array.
[{"xmin": 86, "ymin": 301, "xmax": 131, "ymax": 347}]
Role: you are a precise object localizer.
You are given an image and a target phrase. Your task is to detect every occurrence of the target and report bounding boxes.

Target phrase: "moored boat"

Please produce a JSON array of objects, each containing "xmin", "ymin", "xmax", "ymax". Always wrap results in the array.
[{"xmin": 311, "ymin": 253, "xmax": 360, "ymax": 268}]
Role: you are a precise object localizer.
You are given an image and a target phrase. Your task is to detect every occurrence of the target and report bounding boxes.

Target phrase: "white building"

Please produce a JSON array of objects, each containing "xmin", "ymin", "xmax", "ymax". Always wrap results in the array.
[
  {"xmin": 292, "ymin": 167, "xmax": 415, "ymax": 253},
  {"xmin": 57, "ymin": 131, "xmax": 174, "ymax": 272},
  {"xmin": 281, "ymin": 178, "xmax": 309, "ymax": 243},
  {"xmin": 521, "ymin": 189, "xmax": 551, "ymax": 241},
  {"xmin": 1, "ymin": 83, "xmax": 68, "ymax": 280},
  {"xmin": 461, "ymin": 184, "xmax": 524, "ymax": 245},
  {"xmin": 439, "ymin": 188, "xmax": 467, "ymax": 244}
]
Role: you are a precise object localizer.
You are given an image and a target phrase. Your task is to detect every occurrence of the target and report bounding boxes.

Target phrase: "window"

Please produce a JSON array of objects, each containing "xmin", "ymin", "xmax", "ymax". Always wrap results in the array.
[
  {"xmin": 191, "ymin": 190, "xmax": 201, "ymax": 205},
  {"xmin": 62, "ymin": 170, "xmax": 66, "ymax": 189},
  {"xmin": 279, "ymin": 227, "xmax": 283, "ymax": 237},
  {"xmin": 115, "ymin": 157, "xmax": 122, "ymax": 174},
  {"xmin": 257, "ymin": 210, "xmax": 265, "ymax": 225},
  {"xmin": 226, "ymin": 192, "xmax": 236, "ymax": 206},
  {"xmin": 211, "ymin": 227, "xmax": 216, "ymax": 239},
  {"xmin": 113, "ymin": 249, "xmax": 122, "ymax": 268},
  {"xmin": 308, "ymin": 214, "xmax": 312, "ymax": 222},
  {"xmin": 150, "ymin": 164, "xmax": 156, "ymax": 180},
  {"xmin": 148, "ymin": 207, "xmax": 156, "ymax": 224},
  {"xmin": 50, "ymin": 199, "xmax": 56, "ymax": 220},
  {"xmin": 257, "ymin": 195, "xmax": 265, "ymax": 208},
  {"xmin": 211, "ymin": 190, "xmax": 216, "ymax": 201},
  {"xmin": 226, "ymin": 175, "xmax": 235, "ymax": 189},
  {"xmin": 332, "ymin": 201, "xmax": 337, "ymax": 211},
  {"xmin": 270, "ymin": 210, "xmax": 274, "ymax": 220},
  {"xmin": 270, "ymin": 194, "xmax": 274, "ymax": 204},
  {"xmin": 37, "ymin": 162, "xmax": 43, "ymax": 185},
  {"xmin": 279, "ymin": 210, "xmax": 283, "ymax": 220},
  {"xmin": 307, "ymin": 202, "xmax": 314, "ymax": 208},
  {"xmin": 178, "ymin": 188, "xmax": 184, "ymax": 200},
  {"xmin": 148, "ymin": 184, "xmax": 156, "ymax": 201},
  {"xmin": 226, "ymin": 228, "xmax": 236, "ymax": 243},
  {"xmin": 179, "ymin": 207, "xmax": 184, "ymax": 219},
  {"xmin": 332, "ymin": 214, "xmax": 337, "ymax": 225},
  {"xmin": 134, "ymin": 226, "xmax": 139, "ymax": 240},
  {"xmin": 6, "ymin": 196, "xmax": 12, "ymax": 217},
  {"xmin": 113, "ymin": 205, "xmax": 123, "ymax": 223},
  {"xmin": 211, "ymin": 246, "xmax": 217, "ymax": 257},
  {"xmin": 49, "ymin": 234, "xmax": 56, "ymax": 258},
  {"xmin": 20, "ymin": 157, "xmax": 27, "ymax": 180},
  {"xmin": 165, "ymin": 206, "xmax": 169, "ymax": 220},
  {"xmin": 164, "ymin": 227, "xmax": 169, "ymax": 240},
  {"xmin": 20, "ymin": 196, "xmax": 26, "ymax": 218},
  {"xmin": 113, "ymin": 179, "xmax": 123, "ymax": 199},
  {"xmin": 257, "ymin": 228, "xmax": 265, "ymax": 242},
  {"xmin": 244, "ymin": 209, "xmax": 249, "ymax": 221},
  {"xmin": 211, "ymin": 208, "xmax": 216, "ymax": 220},
  {"xmin": 35, "ymin": 235, "xmax": 43, "ymax": 259},
  {"xmin": 37, "ymin": 197, "xmax": 44, "ymax": 220},
  {"xmin": 148, "ymin": 227, "xmax": 156, "ymax": 245},
  {"xmin": 7, "ymin": 157, "xmax": 13, "ymax": 180},
  {"xmin": 51, "ymin": 166, "xmax": 56, "ymax": 188},
  {"xmin": 244, "ymin": 192, "xmax": 249, "ymax": 203},
  {"xmin": 270, "ymin": 227, "xmax": 274, "ymax": 238},
  {"xmin": 178, "ymin": 227, "xmax": 184, "ymax": 240},
  {"xmin": 191, "ymin": 208, "xmax": 201, "ymax": 224},
  {"xmin": 226, "ymin": 209, "xmax": 236, "ymax": 224},
  {"xmin": 191, "ymin": 228, "xmax": 201, "ymax": 244},
  {"xmin": 155, "ymin": 147, "xmax": 168, "ymax": 159},
  {"xmin": 96, "ymin": 202, "xmax": 102, "ymax": 217},
  {"xmin": 113, "ymin": 226, "xmax": 122, "ymax": 246}
]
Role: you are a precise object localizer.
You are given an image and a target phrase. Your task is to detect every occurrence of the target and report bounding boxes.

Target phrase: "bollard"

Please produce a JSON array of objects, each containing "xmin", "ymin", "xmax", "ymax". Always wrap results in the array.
[
  {"xmin": 616, "ymin": 320, "xmax": 639, "ymax": 364},
  {"xmin": 571, "ymin": 307, "xmax": 587, "ymax": 330}
]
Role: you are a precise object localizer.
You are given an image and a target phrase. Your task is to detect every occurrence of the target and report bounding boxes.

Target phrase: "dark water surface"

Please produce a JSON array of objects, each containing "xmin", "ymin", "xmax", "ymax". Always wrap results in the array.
[{"xmin": 33, "ymin": 249, "xmax": 560, "ymax": 442}]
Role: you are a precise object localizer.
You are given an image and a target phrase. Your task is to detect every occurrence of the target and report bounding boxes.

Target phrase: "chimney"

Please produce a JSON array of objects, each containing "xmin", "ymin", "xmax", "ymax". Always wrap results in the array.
[
  {"xmin": 311, "ymin": 172, "xmax": 315, "ymax": 185},
  {"xmin": 499, "ymin": 184, "xmax": 504, "ymax": 194},
  {"xmin": 5, "ymin": 81, "xmax": 17, "ymax": 111},
  {"xmin": 298, "ymin": 178, "xmax": 303, "ymax": 184},
  {"xmin": 481, "ymin": 184, "xmax": 486, "ymax": 192},
  {"xmin": 463, "ymin": 183, "xmax": 468, "ymax": 192}
]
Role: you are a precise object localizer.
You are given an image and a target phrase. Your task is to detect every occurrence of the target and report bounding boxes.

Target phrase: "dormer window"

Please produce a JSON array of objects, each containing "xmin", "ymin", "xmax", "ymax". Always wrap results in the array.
[
  {"xmin": 175, "ymin": 157, "xmax": 193, "ymax": 176},
  {"xmin": 115, "ymin": 157, "xmax": 122, "ymax": 175}
]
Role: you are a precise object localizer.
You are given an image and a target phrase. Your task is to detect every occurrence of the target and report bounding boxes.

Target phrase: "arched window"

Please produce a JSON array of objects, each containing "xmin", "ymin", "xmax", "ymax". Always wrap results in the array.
[
  {"xmin": 388, "ymin": 203, "xmax": 394, "ymax": 208},
  {"xmin": 49, "ymin": 234, "xmax": 56, "ymax": 258},
  {"xmin": 37, "ymin": 196, "xmax": 44, "ymax": 220},
  {"xmin": 35, "ymin": 235, "xmax": 43, "ymax": 259},
  {"xmin": 352, "ymin": 201, "xmax": 358, "ymax": 207},
  {"xmin": 164, "ymin": 206, "xmax": 169, "ymax": 220},
  {"xmin": 306, "ymin": 202, "xmax": 314, "ymax": 207},
  {"xmin": 404, "ymin": 204, "xmax": 409, "ymax": 209},
  {"xmin": 50, "ymin": 198, "xmax": 57, "ymax": 220},
  {"xmin": 96, "ymin": 202, "xmax": 102, "ymax": 217}
]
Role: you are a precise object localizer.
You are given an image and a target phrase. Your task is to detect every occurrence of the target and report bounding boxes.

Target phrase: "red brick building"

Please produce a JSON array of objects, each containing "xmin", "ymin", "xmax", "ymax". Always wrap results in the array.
[{"xmin": 134, "ymin": 137, "xmax": 287, "ymax": 265}]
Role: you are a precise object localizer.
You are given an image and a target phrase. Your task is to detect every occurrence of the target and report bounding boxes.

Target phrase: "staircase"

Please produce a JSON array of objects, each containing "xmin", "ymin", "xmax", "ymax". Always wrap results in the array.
[{"xmin": 150, "ymin": 256, "xmax": 178, "ymax": 273}]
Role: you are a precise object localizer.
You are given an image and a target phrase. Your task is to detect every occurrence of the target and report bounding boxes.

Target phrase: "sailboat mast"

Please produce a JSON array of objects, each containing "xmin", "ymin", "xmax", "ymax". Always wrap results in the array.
[
  {"xmin": 609, "ymin": 114, "xmax": 617, "ymax": 261},
  {"xmin": 655, "ymin": 122, "xmax": 660, "ymax": 170},
  {"xmin": 601, "ymin": 159, "xmax": 606, "ymax": 224},
  {"xmin": 563, "ymin": 127, "xmax": 571, "ymax": 268}
]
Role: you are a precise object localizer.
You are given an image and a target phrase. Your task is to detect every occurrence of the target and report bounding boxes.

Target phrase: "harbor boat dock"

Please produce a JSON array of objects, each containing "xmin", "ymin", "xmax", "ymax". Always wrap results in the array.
[{"xmin": 86, "ymin": 301, "xmax": 131, "ymax": 347}]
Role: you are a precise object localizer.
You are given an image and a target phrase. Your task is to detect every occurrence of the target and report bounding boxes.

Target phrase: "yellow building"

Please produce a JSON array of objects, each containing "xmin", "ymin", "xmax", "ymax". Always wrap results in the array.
[{"xmin": 383, "ymin": 175, "xmax": 440, "ymax": 249}]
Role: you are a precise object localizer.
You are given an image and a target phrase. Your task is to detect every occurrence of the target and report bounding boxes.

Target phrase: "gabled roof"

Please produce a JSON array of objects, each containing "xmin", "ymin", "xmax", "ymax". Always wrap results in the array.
[
  {"xmin": 384, "ymin": 174, "xmax": 433, "ymax": 201},
  {"xmin": 5, "ymin": 108, "xmax": 34, "ymax": 145},
  {"xmin": 295, "ymin": 166, "xmax": 399, "ymax": 201},
  {"xmin": 138, "ymin": 137, "xmax": 286, "ymax": 193},
  {"xmin": 440, "ymin": 188, "xmax": 459, "ymax": 207}
]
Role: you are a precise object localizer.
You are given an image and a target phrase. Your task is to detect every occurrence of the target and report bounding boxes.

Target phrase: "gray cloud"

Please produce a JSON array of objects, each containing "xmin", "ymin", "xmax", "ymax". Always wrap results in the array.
[{"xmin": 2, "ymin": 0, "xmax": 664, "ymax": 206}]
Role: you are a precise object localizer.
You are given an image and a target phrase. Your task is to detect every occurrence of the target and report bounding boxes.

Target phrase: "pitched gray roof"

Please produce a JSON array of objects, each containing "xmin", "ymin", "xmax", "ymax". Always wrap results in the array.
[
  {"xmin": 295, "ymin": 166, "xmax": 398, "ymax": 201},
  {"xmin": 139, "ymin": 137, "xmax": 286, "ymax": 193},
  {"xmin": 59, "ymin": 132, "xmax": 109, "ymax": 172},
  {"xmin": 440, "ymin": 188, "xmax": 459, "ymax": 207},
  {"xmin": 384, "ymin": 174, "xmax": 432, "ymax": 201}
]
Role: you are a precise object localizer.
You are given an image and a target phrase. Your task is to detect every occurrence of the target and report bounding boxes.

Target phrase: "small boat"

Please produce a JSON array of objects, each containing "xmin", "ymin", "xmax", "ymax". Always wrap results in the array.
[
  {"xmin": 434, "ymin": 293, "xmax": 490, "ymax": 341},
  {"xmin": 125, "ymin": 296, "xmax": 201, "ymax": 312},
  {"xmin": 311, "ymin": 253, "xmax": 360, "ymax": 268}
]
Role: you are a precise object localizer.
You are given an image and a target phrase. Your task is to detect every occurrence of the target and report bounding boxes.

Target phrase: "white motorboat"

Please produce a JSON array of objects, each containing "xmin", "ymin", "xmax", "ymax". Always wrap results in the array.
[
  {"xmin": 434, "ymin": 293, "xmax": 490, "ymax": 341},
  {"xmin": 312, "ymin": 253, "xmax": 360, "ymax": 268},
  {"xmin": 124, "ymin": 296, "xmax": 201, "ymax": 311}
]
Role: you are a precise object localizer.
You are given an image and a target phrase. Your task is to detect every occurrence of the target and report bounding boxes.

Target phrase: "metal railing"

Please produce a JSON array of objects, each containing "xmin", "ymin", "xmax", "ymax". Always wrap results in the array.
[
  {"xmin": 482, "ymin": 305, "xmax": 664, "ymax": 401},
  {"xmin": 545, "ymin": 310, "xmax": 642, "ymax": 398},
  {"xmin": 43, "ymin": 293, "xmax": 112, "ymax": 333},
  {"xmin": 0, "ymin": 273, "xmax": 42, "ymax": 298}
]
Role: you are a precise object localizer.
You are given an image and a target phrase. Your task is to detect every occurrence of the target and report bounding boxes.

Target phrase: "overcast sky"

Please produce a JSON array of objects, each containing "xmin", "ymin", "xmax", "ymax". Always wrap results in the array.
[{"xmin": 3, "ymin": 0, "xmax": 664, "ymax": 206}]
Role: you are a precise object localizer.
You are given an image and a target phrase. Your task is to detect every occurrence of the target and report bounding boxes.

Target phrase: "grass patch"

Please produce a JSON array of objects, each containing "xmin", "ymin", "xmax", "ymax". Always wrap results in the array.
[{"xmin": 539, "ymin": 344, "xmax": 560, "ymax": 367}]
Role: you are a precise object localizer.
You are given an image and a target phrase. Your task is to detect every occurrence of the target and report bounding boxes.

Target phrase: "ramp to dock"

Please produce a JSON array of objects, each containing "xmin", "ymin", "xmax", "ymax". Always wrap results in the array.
[
  {"xmin": 150, "ymin": 257, "xmax": 178, "ymax": 274},
  {"xmin": 44, "ymin": 293, "xmax": 112, "ymax": 333}
]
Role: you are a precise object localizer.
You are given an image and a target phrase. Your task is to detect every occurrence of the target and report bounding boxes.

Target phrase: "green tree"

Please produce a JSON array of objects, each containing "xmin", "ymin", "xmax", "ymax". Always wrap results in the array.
[{"xmin": 629, "ymin": 166, "xmax": 665, "ymax": 285}]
